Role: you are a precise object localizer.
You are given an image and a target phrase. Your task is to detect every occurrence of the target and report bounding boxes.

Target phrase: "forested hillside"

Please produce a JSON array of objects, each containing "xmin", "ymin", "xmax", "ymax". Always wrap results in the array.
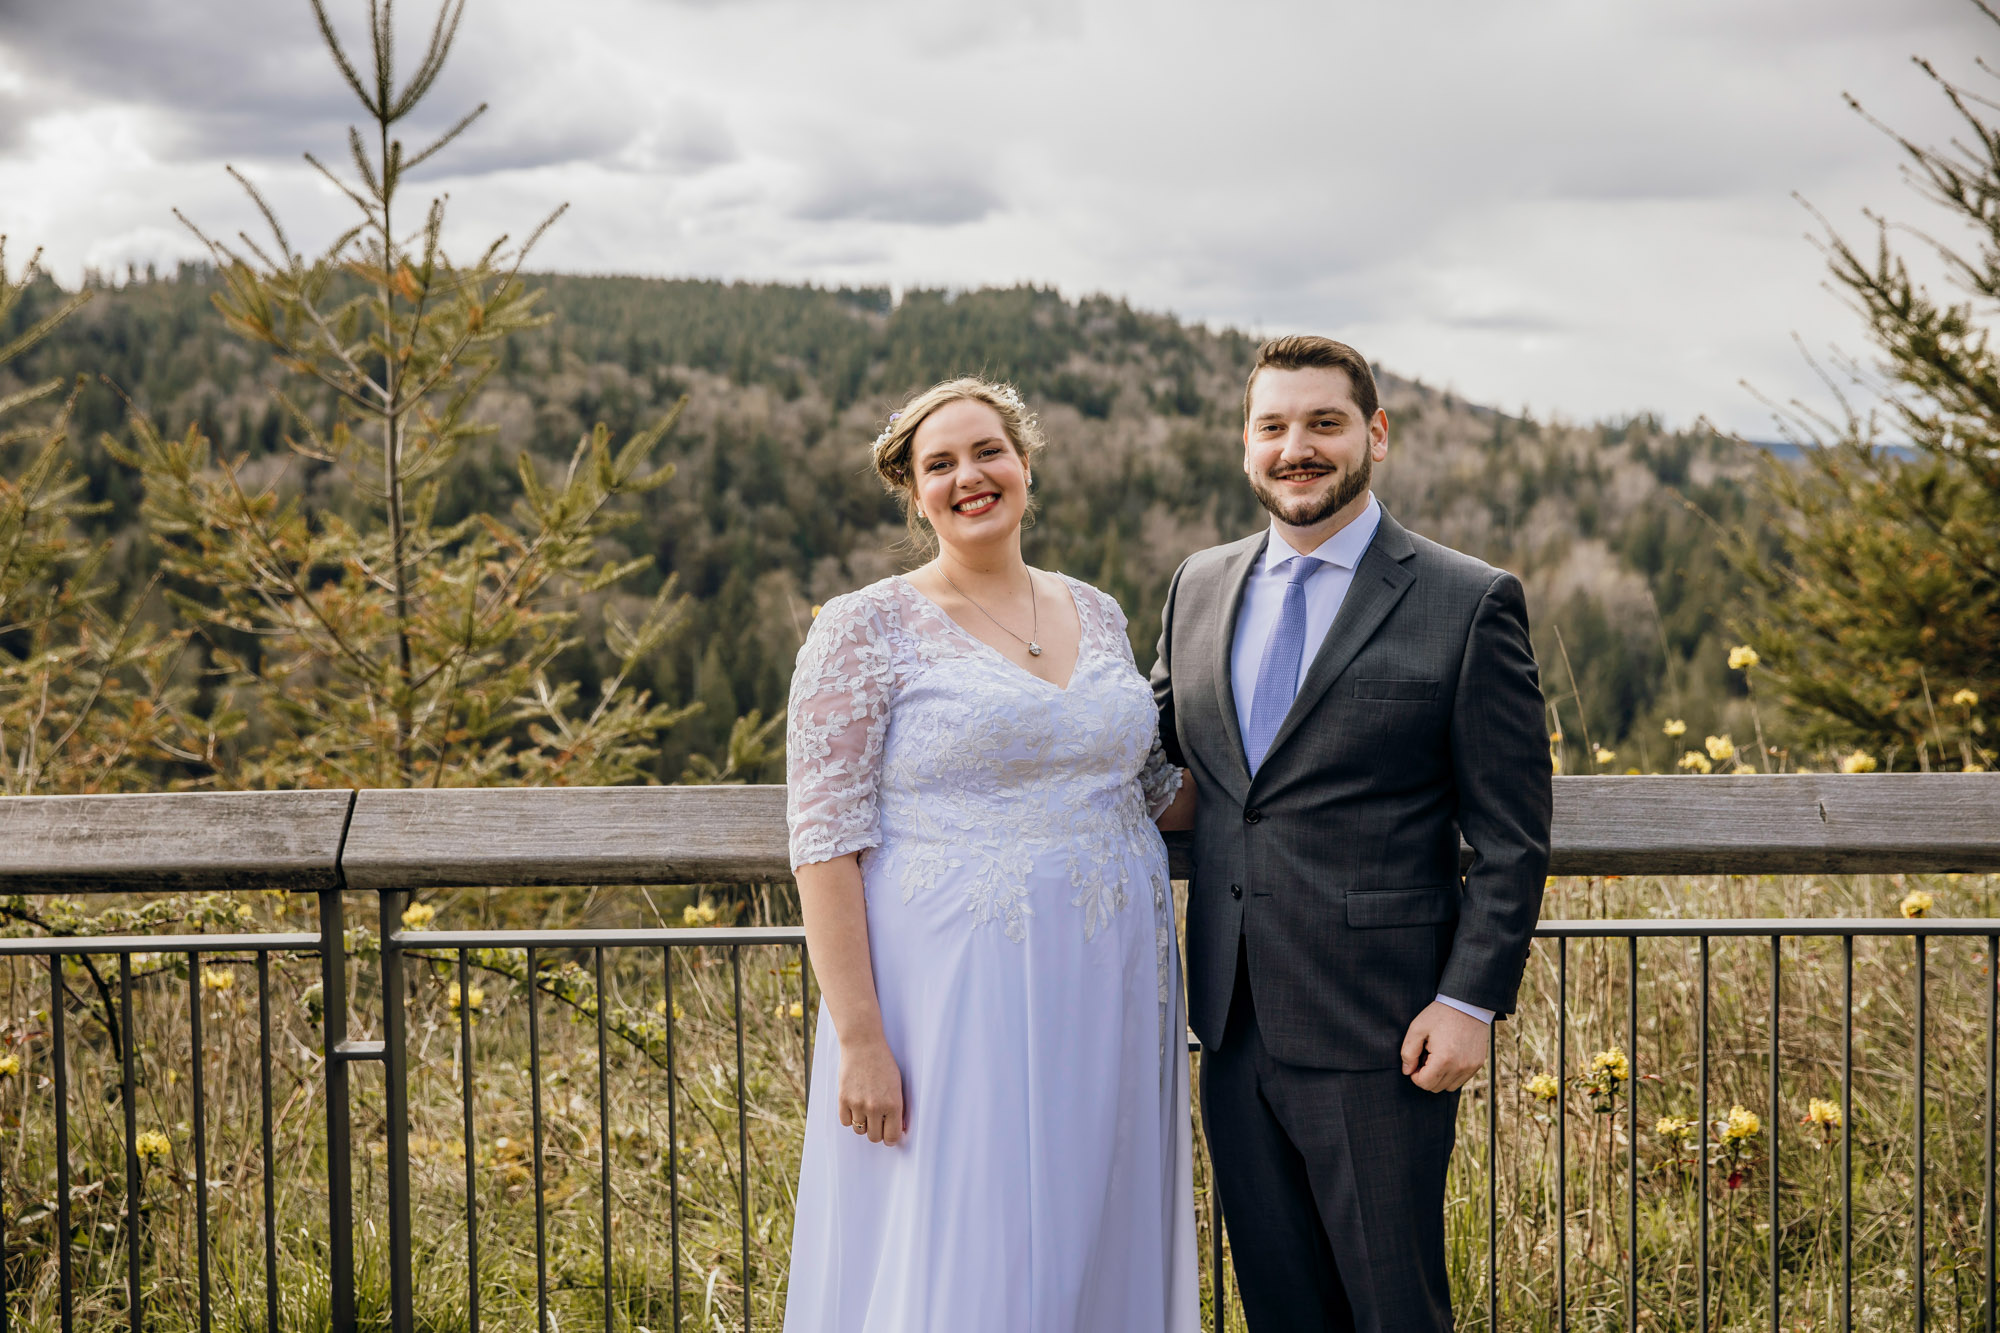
[{"xmin": 1, "ymin": 264, "xmax": 1767, "ymax": 781}]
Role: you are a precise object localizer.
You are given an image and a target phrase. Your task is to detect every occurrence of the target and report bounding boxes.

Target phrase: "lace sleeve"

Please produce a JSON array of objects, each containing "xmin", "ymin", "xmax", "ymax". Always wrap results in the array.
[
  {"xmin": 1087, "ymin": 581, "xmax": 1183, "ymax": 819},
  {"xmin": 786, "ymin": 592, "xmax": 895, "ymax": 870}
]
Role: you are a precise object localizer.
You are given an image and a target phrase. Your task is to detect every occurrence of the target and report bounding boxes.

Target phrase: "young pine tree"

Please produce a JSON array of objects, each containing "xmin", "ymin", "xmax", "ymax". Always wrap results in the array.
[
  {"xmin": 118, "ymin": 0, "xmax": 702, "ymax": 789},
  {"xmin": 0, "ymin": 242, "xmax": 208, "ymax": 794},
  {"xmin": 1734, "ymin": 5, "xmax": 2000, "ymax": 772}
]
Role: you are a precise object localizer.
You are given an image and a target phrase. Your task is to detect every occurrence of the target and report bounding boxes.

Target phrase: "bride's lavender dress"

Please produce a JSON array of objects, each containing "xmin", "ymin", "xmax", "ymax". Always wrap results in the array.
[{"xmin": 783, "ymin": 573, "xmax": 1197, "ymax": 1332}]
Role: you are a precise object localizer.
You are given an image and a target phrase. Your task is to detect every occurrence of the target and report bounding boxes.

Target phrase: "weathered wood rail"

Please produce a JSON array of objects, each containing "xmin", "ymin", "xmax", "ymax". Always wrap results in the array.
[{"xmin": 2, "ymin": 773, "xmax": 1996, "ymax": 893}]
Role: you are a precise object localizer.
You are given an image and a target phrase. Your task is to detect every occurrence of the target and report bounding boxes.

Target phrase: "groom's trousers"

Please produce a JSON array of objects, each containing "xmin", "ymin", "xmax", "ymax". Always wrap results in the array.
[{"xmin": 1202, "ymin": 941, "xmax": 1460, "ymax": 1333}]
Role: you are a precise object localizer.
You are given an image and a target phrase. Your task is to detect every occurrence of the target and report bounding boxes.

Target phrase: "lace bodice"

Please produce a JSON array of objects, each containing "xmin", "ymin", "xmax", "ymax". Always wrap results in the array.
[{"xmin": 786, "ymin": 573, "xmax": 1180, "ymax": 942}]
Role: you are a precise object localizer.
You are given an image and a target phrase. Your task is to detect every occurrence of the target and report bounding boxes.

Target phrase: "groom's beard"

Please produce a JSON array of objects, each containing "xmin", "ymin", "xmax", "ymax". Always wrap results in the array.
[{"xmin": 1249, "ymin": 451, "xmax": 1372, "ymax": 529}]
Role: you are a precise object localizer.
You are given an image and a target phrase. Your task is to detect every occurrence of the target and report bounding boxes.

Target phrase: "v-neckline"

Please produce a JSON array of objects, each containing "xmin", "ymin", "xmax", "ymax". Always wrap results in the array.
[{"xmin": 893, "ymin": 572, "xmax": 1086, "ymax": 694}]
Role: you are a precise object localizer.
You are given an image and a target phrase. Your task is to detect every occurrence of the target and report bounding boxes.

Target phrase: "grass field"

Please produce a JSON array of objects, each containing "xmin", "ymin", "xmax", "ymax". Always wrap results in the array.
[{"xmin": 1, "ymin": 870, "xmax": 1993, "ymax": 1331}]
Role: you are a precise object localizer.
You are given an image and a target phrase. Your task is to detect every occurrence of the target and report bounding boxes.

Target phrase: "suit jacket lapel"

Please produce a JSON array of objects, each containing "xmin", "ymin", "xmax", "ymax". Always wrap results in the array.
[
  {"xmin": 1255, "ymin": 509, "xmax": 1419, "ymax": 777},
  {"xmin": 1208, "ymin": 531, "xmax": 1268, "ymax": 796}
]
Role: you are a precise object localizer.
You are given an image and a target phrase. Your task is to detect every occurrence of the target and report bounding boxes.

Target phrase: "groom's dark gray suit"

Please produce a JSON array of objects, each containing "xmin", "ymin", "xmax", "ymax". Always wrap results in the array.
[{"xmin": 1152, "ymin": 504, "xmax": 1550, "ymax": 1332}]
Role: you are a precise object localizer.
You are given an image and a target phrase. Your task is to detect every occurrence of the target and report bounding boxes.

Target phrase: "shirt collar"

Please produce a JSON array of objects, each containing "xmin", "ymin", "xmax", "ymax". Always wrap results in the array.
[{"xmin": 1261, "ymin": 493, "xmax": 1382, "ymax": 574}]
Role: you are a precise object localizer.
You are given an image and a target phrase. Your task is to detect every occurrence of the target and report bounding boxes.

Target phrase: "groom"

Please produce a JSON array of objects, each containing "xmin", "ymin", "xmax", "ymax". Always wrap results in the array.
[{"xmin": 1152, "ymin": 335, "xmax": 1551, "ymax": 1331}]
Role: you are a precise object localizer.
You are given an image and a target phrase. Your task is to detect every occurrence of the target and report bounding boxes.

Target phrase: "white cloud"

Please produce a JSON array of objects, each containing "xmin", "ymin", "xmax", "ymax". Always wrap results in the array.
[{"xmin": 0, "ymin": 0, "xmax": 1991, "ymax": 433}]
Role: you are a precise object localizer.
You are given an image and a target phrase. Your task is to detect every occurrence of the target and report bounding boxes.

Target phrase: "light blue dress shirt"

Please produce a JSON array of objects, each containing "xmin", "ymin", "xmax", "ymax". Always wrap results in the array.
[{"xmin": 1227, "ymin": 493, "xmax": 1495, "ymax": 1027}]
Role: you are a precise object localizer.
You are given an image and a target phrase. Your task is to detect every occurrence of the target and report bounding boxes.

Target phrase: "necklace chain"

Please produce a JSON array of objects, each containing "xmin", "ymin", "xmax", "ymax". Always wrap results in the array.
[{"xmin": 937, "ymin": 565, "xmax": 1043, "ymax": 656}]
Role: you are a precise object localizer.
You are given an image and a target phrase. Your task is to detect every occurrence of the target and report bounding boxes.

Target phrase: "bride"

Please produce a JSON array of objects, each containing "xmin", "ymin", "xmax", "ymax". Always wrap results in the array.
[{"xmin": 783, "ymin": 377, "xmax": 1198, "ymax": 1330}]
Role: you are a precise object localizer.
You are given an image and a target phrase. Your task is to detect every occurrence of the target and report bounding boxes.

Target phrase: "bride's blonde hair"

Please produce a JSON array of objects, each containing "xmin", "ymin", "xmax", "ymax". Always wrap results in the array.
[{"xmin": 870, "ymin": 376, "xmax": 1047, "ymax": 550}]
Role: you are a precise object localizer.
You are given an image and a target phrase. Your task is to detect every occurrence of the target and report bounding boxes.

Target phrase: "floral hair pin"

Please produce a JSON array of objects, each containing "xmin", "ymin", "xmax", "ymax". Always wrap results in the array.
[{"xmin": 872, "ymin": 411, "xmax": 902, "ymax": 453}]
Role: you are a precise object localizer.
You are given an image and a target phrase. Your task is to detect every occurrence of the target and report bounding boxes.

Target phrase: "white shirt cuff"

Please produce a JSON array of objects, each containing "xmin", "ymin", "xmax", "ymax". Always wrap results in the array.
[{"xmin": 1436, "ymin": 993, "xmax": 1495, "ymax": 1025}]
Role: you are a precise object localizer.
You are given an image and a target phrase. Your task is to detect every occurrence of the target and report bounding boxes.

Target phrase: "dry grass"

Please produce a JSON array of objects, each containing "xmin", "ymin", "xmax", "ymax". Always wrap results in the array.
[{"xmin": 1, "ymin": 871, "xmax": 1993, "ymax": 1331}]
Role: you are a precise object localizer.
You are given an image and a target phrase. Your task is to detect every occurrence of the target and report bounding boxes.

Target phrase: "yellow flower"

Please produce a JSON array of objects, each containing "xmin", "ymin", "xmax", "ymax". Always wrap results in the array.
[
  {"xmin": 654, "ymin": 999, "xmax": 686, "ymax": 1021},
  {"xmin": 1593, "ymin": 746, "xmax": 1616, "ymax": 766},
  {"xmin": 1805, "ymin": 1098, "xmax": 1842, "ymax": 1129},
  {"xmin": 776, "ymin": 1001, "xmax": 806, "ymax": 1019},
  {"xmin": 237, "ymin": 904, "xmax": 254, "ymax": 921},
  {"xmin": 1525, "ymin": 1073, "xmax": 1561, "ymax": 1102},
  {"xmin": 1705, "ymin": 735, "xmax": 1735, "ymax": 762},
  {"xmin": 1656, "ymin": 1115, "xmax": 1695, "ymax": 1143},
  {"xmin": 1900, "ymin": 890, "xmax": 1933, "ymax": 919},
  {"xmin": 1952, "ymin": 689, "xmax": 1980, "ymax": 708},
  {"xmin": 134, "ymin": 1130, "xmax": 172, "ymax": 1166},
  {"xmin": 1550, "ymin": 751, "xmax": 1563, "ymax": 775},
  {"xmin": 200, "ymin": 967, "xmax": 234, "ymax": 993},
  {"xmin": 1840, "ymin": 750, "xmax": 1878, "ymax": 774},
  {"xmin": 1728, "ymin": 645, "xmax": 1760, "ymax": 671},
  {"xmin": 682, "ymin": 901, "xmax": 721, "ymax": 927},
  {"xmin": 1549, "ymin": 729, "xmax": 1564, "ymax": 744},
  {"xmin": 811, "ymin": 604, "xmax": 824, "ymax": 618},
  {"xmin": 401, "ymin": 901, "xmax": 437, "ymax": 930},
  {"xmin": 0, "ymin": 1053, "xmax": 19, "ymax": 1078},
  {"xmin": 1662, "ymin": 718, "xmax": 1687, "ymax": 738},
  {"xmin": 1720, "ymin": 1105, "xmax": 1761, "ymax": 1143},
  {"xmin": 447, "ymin": 982, "xmax": 484, "ymax": 1012},
  {"xmin": 1590, "ymin": 1047, "xmax": 1630, "ymax": 1084},
  {"xmin": 1678, "ymin": 751, "xmax": 1713, "ymax": 774}
]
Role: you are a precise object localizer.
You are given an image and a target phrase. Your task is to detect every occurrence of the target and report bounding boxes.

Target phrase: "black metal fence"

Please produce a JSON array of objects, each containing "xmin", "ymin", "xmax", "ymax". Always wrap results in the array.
[{"xmin": 2, "ymin": 777, "xmax": 1996, "ymax": 1332}]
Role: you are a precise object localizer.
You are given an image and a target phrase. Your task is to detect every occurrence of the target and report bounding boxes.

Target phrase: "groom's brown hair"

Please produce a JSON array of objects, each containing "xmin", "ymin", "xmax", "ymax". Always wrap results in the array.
[{"xmin": 1243, "ymin": 335, "xmax": 1380, "ymax": 423}]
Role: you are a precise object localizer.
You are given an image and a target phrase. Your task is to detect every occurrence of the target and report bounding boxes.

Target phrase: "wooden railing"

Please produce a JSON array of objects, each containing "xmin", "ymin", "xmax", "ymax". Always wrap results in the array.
[
  {"xmin": 2, "ymin": 774, "xmax": 1997, "ymax": 1333},
  {"xmin": 7, "ymin": 773, "xmax": 1997, "ymax": 893}
]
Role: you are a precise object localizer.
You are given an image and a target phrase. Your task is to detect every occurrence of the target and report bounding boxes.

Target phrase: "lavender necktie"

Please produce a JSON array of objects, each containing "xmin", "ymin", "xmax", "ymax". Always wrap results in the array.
[{"xmin": 1245, "ymin": 555, "xmax": 1323, "ymax": 775}]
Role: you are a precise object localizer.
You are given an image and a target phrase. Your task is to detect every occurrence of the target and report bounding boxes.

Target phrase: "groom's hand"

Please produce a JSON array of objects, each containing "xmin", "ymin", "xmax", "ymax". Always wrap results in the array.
[{"xmin": 1401, "ymin": 1001, "xmax": 1488, "ymax": 1093}]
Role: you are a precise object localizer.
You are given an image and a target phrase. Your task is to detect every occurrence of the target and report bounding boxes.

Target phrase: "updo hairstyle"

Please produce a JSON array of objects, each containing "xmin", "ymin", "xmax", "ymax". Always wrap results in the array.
[{"xmin": 869, "ymin": 376, "xmax": 1048, "ymax": 549}]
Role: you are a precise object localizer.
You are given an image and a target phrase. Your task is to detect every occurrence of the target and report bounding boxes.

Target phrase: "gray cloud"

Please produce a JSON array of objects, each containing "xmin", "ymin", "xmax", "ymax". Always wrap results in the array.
[
  {"xmin": 0, "ymin": 88, "xmax": 26, "ymax": 156},
  {"xmin": 4, "ymin": 0, "xmax": 1996, "ymax": 433},
  {"xmin": 792, "ymin": 168, "xmax": 1002, "ymax": 226}
]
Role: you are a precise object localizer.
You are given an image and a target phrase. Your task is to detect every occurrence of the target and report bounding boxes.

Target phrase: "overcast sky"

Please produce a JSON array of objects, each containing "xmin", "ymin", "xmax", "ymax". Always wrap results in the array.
[{"xmin": 0, "ymin": 0, "xmax": 1990, "ymax": 434}]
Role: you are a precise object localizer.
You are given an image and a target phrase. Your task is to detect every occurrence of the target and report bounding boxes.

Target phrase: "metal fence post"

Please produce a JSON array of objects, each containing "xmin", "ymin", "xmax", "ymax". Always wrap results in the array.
[
  {"xmin": 381, "ymin": 890, "xmax": 415, "ymax": 1333},
  {"xmin": 320, "ymin": 889, "xmax": 357, "ymax": 1332}
]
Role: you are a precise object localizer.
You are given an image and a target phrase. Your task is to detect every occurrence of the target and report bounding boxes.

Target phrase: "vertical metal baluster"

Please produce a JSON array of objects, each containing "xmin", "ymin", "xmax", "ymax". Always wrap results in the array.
[
  {"xmin": 1207, "ymin": 1054, "xmax": 1226, "ymax": 1333},
  {"xmin": 1769, "ymin": 935, "xmax": 1780, "ymax": 1333},
  {"xmin": 1841, "ymin": 935, "xmax": 1853, "ymax": 1333},
  {"xmin": 528, "ymin": 947, "xmax": 549, "ymax": 1333},
  {"xmin": 458, "ymin": 951, "xmax": 480, "ymax": 1333},
  {"xmin": 318, "ymin": 890, "xmax": 356, "ymax": 1333},
  {"xmin": 380, "ymin": 891, "xmax": 413, "ymax": 1333},
  {"xmin": 665, "ymin": 947, "xmax": 682, "ymax": 1333},
  {"xmin": 257, "ymin": 953, "xmax": 276, "ymax": 1333},
  {"xmin": 1628, "ymin": 935, "xmax": 1639, "ymax": 1333},
  {"xmin": 734, "ymin": 946, "xmax": 752, "ymax": 1332},
  {"xmin": 2, "ymin": 968, "xmax": 8, "ymax": 1333},
  {"xmin": 1557, "ymin": 936, "xmax": 1568, "ymax": 1333},
  {"xmin": 187, "ymin": 953, "xmax": 212, "ymax": 1333},
  {"xmin": 120, "ymin": 954, "xmax": 141, "ymax": 1333},
  {"xmin": 597, "ymin": 948, "xmax": 614, "ymax": 1333},
  {"xmin": 1489, "ymin": 1016, "xmax": 1499, "ymax": 1332},
  {"xmin": 1986, "ymin": 932, "xmax": 1996, "ymax": 1333},
  {"xmin": 1700, "ymin": 936, "xmax": 1710, "ymax": 1333},
  {"xmin": 800, "ymin": 945, "xmax": 812, "ymax": 1093},
  {"xmin": 52, "ymin": 956, "xmax": 74, "ymax": 1333},
  {"xmin": 1917, "ymin": 934, "xmax": 1928, "ymax": 1332}
]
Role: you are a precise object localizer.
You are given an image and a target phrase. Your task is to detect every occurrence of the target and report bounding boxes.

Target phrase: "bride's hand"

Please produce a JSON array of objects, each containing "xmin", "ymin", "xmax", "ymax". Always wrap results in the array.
[{"xmin": 838, "ymin": 1036, "xmax": 907, "ymax": 1146}]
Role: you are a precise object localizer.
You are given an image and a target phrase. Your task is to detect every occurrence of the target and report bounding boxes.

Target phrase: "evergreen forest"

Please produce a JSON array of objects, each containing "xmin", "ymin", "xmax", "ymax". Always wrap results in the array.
[{"xmin": 1, "ymin": 262, "xmax": 1772, "ymax": 785}]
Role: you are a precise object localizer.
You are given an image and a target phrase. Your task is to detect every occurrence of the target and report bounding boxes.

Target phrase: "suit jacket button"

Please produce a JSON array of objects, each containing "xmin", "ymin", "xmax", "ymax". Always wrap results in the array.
[
  {"xmin": 1230, "ymin": 884, "xmax": 1243, "ymax": 900},
  {"xmin": 1244, "ymin": 808, "xmax": 1262, "ymax": 824}
]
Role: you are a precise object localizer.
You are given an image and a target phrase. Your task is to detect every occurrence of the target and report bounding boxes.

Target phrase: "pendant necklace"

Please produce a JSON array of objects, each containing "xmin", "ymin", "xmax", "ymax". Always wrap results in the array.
[{"xmin": 938, "ymin": 565, "xmax": 1043, "ymax": 656}]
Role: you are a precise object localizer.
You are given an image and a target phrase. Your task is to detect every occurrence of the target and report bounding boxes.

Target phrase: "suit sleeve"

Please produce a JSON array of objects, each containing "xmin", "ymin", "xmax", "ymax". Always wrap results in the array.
[
  {"xmin": 1149, "ymin": 558, "xmax": 1189, "ymax": 770},
  {"xmin": 1437, "ymin": 570, "xmax": 1551, "ymax": 1016}
]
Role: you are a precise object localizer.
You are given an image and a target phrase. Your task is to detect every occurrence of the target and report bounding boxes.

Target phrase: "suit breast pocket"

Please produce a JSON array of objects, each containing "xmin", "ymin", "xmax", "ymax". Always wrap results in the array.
[{"xmin": 1353, "ymin": 677, "xmax": 1440, "ymax": 703}]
